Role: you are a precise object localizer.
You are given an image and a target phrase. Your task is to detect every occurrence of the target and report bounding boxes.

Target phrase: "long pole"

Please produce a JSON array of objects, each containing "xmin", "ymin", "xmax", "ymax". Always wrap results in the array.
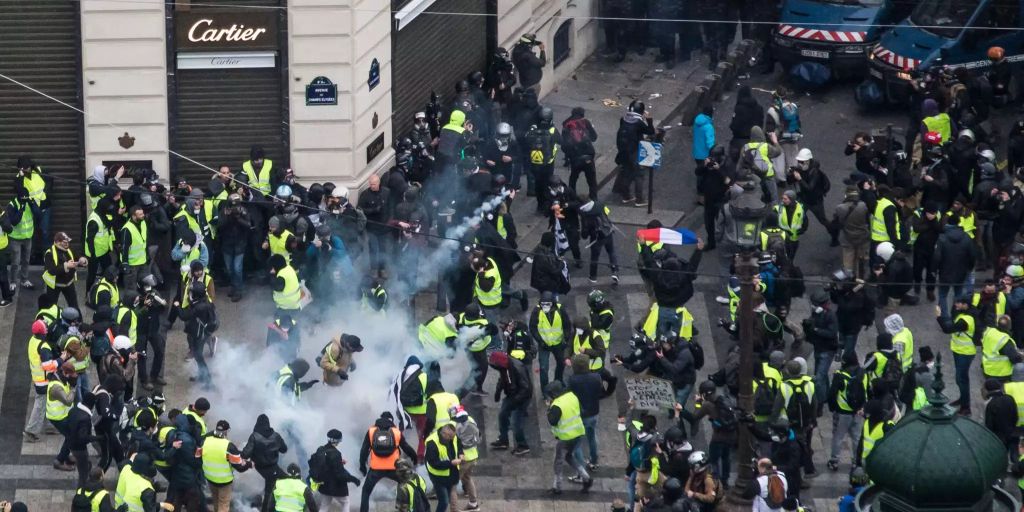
[{"xmin": 728, "ymin": 249, "xmax": 758, "ymax": 506}]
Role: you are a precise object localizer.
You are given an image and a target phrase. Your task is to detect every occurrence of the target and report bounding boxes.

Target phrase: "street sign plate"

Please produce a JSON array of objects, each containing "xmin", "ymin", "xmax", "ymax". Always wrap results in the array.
[
  {"xmin": 801, "ymin": 49, "xmax": 830, "ymax": 59},
  {"xmin": 638, "ymin": 141, "xmax": 663, "ymax": 168}
]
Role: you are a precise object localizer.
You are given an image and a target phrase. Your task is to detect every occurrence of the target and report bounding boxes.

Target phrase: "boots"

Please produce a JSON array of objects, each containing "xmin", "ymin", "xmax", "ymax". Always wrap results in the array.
[{"xmin": 927, "ymin": 289, "xmax": 936, "ymax": 302}]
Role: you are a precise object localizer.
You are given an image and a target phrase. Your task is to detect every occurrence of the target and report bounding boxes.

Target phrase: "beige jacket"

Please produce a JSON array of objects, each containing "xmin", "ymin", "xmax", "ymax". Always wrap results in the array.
[{"xmin": 320, "ymin": 337, "xmax": 354, "ymax": 386}]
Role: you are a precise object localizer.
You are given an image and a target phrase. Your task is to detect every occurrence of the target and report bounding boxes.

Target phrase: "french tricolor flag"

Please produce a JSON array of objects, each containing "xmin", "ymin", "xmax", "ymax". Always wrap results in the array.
[{"xmin": 636, "ymin": 227, "xmax": 699, "ymax": 246}]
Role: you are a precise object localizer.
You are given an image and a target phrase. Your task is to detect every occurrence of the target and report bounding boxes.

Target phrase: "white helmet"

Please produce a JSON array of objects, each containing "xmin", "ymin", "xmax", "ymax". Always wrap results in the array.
[
  {"xmin": 688, "ymin": 451, "xmax": 709, "ymax": 467},
  {"xmin": 332, "ymin": 186, "xmax": 350, "ymax": 199},
  {"xmin": 876, "ymin": 241, "xmax": 895, "ymax": 262},
  {"xmin": 795, "ymin": 148, "xmax": 813, "ymax": 162},
  {"xmin": 113, "ymin": 335, "xmax": 133, "ymax": 351}
]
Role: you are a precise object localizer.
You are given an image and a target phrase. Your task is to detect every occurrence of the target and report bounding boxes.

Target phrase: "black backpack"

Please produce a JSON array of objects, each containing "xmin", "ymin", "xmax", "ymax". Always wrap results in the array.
[
  {"xmin": 878, "ymin": 353, "xmax": 904, "ymax": 392},
  {"xmin": 308, "ymin": 445, "xmax": 329, "ymax": 482},
  {"xmin": 400, "ymin": 370, "xmax": 425, "ymax": 408},
  {"xmin": 72, "ymin": 490, "xmax": 97, "ymax": 512},
  {"xmin": 371, "ymin": 427, "xmax": 397, "ymax": 456},
  {"xmin": 839, "ymin": 370, "xmax": 867, "ymax": 413},
  {"xmin": 752, "ymin": 378, "xmax": 779, "ymax": 416},
  {"xmin": 686, "ymin": 339, "xmax": 705, "ymax": 370},
  {"xmin": 785, "ymin": 379, "xmax": 815, "ymax": 429},
  {"xmin": 711, "ymin": 394, "xmax": 739, "ymax": 431}
]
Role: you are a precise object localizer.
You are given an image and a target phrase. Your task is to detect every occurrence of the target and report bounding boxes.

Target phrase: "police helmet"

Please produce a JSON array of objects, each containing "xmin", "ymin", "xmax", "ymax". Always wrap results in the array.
[
  {"xmin": 496, "ymin": 122, "xmax": 513, "ymax": 137},
  {"xmin": 455, "ymin": 80, "xmax": 470, "ymax": 93},
  {"xmin": 539, "ymin": 107, "xmax": 554, "ymax": 124},
  {"xmin": 587, "ymin": 289, "xmax": 607, "ymax": 309},
  {"xmin": 275, "ymin": 185, "xmax": 293, "ymax": 200},
  {"xmin": 61, "ymin": 307, "xmax": 81, "ymax": 324},
  {"xmin": 978, "ymin": 148, "xmax": 997, "ymax": 162}
]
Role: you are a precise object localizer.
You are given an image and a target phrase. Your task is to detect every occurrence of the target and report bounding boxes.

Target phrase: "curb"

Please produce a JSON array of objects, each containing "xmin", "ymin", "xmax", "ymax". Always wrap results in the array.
[{"xmin": 679, "ymin": 39, "xmax": 759, "ymax": 127}]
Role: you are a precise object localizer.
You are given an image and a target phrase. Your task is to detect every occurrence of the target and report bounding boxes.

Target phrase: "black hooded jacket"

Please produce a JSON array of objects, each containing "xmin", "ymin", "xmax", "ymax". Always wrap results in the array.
[{"xmin": 242, "ymin": 414, "xmax": 288, "ymax": 470}]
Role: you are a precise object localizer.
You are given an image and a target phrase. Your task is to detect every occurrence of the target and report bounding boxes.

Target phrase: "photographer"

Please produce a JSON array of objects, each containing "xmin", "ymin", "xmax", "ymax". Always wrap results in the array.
[
  {"xmin": 512, "ymin": 34, "xmax": 546, "ymax": 94},
  {"xmin": 217, "ymin": 193, "xmax": 253, "ymax": 301},
  {"xmin": 613, "ymin": 332, "xmax": 658, "ymax": 375},
  {"xmin": 136, "ymin": 275, "xmax": 167, "ymax": 391},
  {"xmin": 787, "ymin": 149, "xmax": 836, "ymax": 246},
  {"xmin": 42, "ymin": 232, "xmax": 87, "ymax": 310},
  {"xmin": 829, "ymin": 270, "xmax": 875, "ymax": 358},
  {"xmin": 677, "ymin": 381, "xmax": 738, "ymax": 487},
  {"xmin": 15, "ymin": 156, "xmax": 52, "ymax": 247},
  {"xmin": 699, "ymin": 146, "xmax": 730, "ymax": 252}
]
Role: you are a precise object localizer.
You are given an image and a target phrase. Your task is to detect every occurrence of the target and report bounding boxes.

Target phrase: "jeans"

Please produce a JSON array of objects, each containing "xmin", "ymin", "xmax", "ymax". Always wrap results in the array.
[
  {"xmin": 814, "ymin": 349, "xmax": 835, "ymax": 406},
  {"xmin": 430, "ymin": 477, "xmax": 457, "ymax": 512},
  {"xmin": 674, "ymin": 384, "xmax": 694, "ymax": 411},
  {"xmin": 937, "ymin": 283, "xmax": 966, "ymax": 319},
  {"xmin": 708, "ymin": 441, "xmax": 732, "ymax": 483},
  {"xmin": 553, "ymin": 438, "xmax": 590, "ymax": 489},
  {"xmin": 52, "ymin": 418, "xmax": 71, "ymax": 463},
  {"xmin": 840, "ymin": 332, "xmax": 859, "ymax": 359},
  {"xmin": 626, "ymin": 471, "xmax": 637, "ymax": 511},
  {"xmin": 588, "ymin": 235, "xmax": 619, "ymax": 280},
  {"xmin": 222, "ymin": 252, "xmax": 244, "ymax": 293},
  {"xmin": 537, "ymin": 344, "xmax": 566, "ymax": 392},
  {"xmin": 830, "ymin": 412, "xmax": 862, "ymax": 463},
  {"xmin": 498, "ymin": 399, "xmax": 528, "ymax": 446},
  {"xmin": 657, "ymin": 306, "xmax": 681, "ymax": 340},
  {"xmin": 366, "ymin": 231, "xmax": 389, "ymax": 273},
  {"xmin": 26, "ymin": 385, "xmax": 46, "ymax": 436},
  {"xmin": 953, "ymin": 353, "xmax": 975, "ymax": 409},
  {"xmin": 9, "ymin": 237, "xmax": 30, "ymax": 282},
  {"xmin": 574, "ymin": 415, "xmax": 600, "ymax": 465}
]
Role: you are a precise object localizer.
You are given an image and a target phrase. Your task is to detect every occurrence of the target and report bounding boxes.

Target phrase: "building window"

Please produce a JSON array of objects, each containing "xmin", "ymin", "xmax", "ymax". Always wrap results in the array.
[{"xmin": 553, "ymin": 19, "xmax": 572, "ymax": 68}]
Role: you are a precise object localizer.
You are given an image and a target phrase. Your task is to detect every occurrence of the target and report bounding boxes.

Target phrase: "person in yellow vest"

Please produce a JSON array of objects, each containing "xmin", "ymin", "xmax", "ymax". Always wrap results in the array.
[
  {"xmin": 981, "ymin": 315, "xmax": 1022, "ymax": 382},
  {"xmin": 173, "ymin": 191, "xmax": 210, "ymax": 245},
  {"xmin": 1005, "ymin": 364, "xmax": 1024, "ymax": 430},
  {"xmin": 775, "ymin": 190, "xmax": 808, "ymax": 260},
  {"xmin": 855, "ymin": 400, "xmax": 894, "ymax": 466},
  {"xmin": 115, "ymin": 453, "xmax": 166, "ymax": 512},
  {"xmin": 75, "ymin": 467, "xmax": 114, "ymax": 512},
  {"xmin": 319, "ymin": 334, "xmax": 363, "ymax": 387},
  {"xmin": 89, "ymin": 265, "xmax": 120, "ymax": 312},
  {"xmin": 243, "ymin": 145, "xmax": 275, "ymax": 197},
  {"xmin": 42, "ymin": 232, "xmax": 87, "ymax": 309},
  {"xmin": 84, "ymin": 199, "xmax": 117, "ymax": 293},
  {"xmin": 470, "ymin": 253, "xmax": 509, "ymax": 323},
  {"xmin": 919, "ymin": 98, "xmax": 952, "ymax": 144},
  {"xmin": 827, "ymin": 352, "xmax": 863, "ymax": 471},
  {"xmin": 741, "ymin": 126, "xmax": 782, "ymax": 204},
  {"xmin": 395, "ymin": 458, "xmax": 429, "ymax": 512},
  {"xmin": 973, "ymin": 279, "xmax": 1007, "ymax": 332},
  {"xmin": 182, "ymin": 398, "xmax": 210, "ymax": 438},
  {"xmin": 203, "ymin": 420, "xmax": 250, "ymax": 512},
  {"xmin": 936, "ymin": 299, "xmax": 977, "ymax": 415},
  {"xmin": 418, "ymin": 314, "xmax": 458, "ymax": 377},
  {"xmin": 360, "ymin": 277, "xmax": 388, "ymax": 315},
  {"xmin": 269, "ymin": 254, "xmax": 303, "ymax": 319},
  {"xmin": 0, "ymin": 209, "xmax": 13, "ymax": 306},
  {"xmin": 6, "ymin": 189, "xmax": 34, "ymax": 290},
  {"xmin": 457, "ymin": 304, "xmax": 496, "ymax": 396},
  {"xmin": 264, "ymin": 216, "xmax": 298, "ymax": 266},
  {"xmin": 358, "ymin": 411, "xmax": 418, "ymax": 512},
  {"xmin": 947, "ymin": 195, "xmax": 977, "ymax": 240},
  {"xmin": 270, "ymin": 463, "xmax": 318, "ymax": 512},
  {"xmin": 425, "ymin": 422, "xmax": 464, "ymax": 512},
  {"xmin": 882, "ymin": 314, "xmax": 915, "ymax": 371},
  {"xmin": 276, "ymin": 358, "xmax": 319, "ymax": 405},
  {"xmin": 121, "ymin": 205, "xmax": 150, "ymax": 289},
  {"xmin": 397, "ymin": 357, "xmax": 431, "ymax": 459},
  {"xmin": 47, "ymin": 362, "xmax": 78, "ymax": 471},
  {"xmin": 16, "ymin": 156, "xmax": 51, "ymax": 243},
  {"xmin": 452, "ymin": 407, "xmax": 482, "ymax": 511},
  {"xmin": 569, "ymin": 318, "xmax": 608, "ymax": 373},
  {"xmin": 869, "ymin": 185, "xmax": 904, "ymax": 263},
  {"xmin": 171, "ymin": 231, "xmax": 209, "ymax": 279},
  {"xmin": 529, "ymin": 292, "xmax": 573, "ymax": 392},
  {"xmin": 545, "ymin": 381, "xmax": 593, "ymax": 493},
  {"xmin": 25, "ymin": 319, "xmax": 60, "ymax": 442},
  {"xmin": 424, "ymin": 381, "xmax": 461, "ymax": 434}
]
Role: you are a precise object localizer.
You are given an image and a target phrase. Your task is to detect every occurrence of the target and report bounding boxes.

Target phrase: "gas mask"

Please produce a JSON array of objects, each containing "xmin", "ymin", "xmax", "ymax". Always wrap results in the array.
[
  {"xmin": 540, "ymin": 303, "xmax": 552, "ymax": 313},
  {"xmin": 798, "ymin": 161, "xmax": 810, "ymax": 171},
  {"xmin": 496, "ymin": 136, "xmax": 510, "ymax": 152}
]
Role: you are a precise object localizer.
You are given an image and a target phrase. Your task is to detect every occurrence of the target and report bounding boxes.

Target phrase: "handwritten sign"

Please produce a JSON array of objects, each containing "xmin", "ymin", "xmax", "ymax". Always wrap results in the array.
[{"xmin": 625, "ymin": 377, "xmax": 676, "ymax": 410}]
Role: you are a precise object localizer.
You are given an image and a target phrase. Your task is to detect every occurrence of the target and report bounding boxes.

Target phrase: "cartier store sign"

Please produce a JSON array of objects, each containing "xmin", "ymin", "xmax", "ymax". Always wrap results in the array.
[{"xmin": 175, "ymin": 11, "xmax": 279, "ymax": 51}]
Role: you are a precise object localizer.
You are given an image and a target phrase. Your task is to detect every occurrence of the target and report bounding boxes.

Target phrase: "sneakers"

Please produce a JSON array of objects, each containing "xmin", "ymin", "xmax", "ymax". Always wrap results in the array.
[
  {"xmin": 827, "ymin": 459, "xmax": 839, "ymax": 472},
  {"xmin": 611, "ymin": 275, "xmax": 619, "ymax": 286},
  {"xmin": 20, "ymin": 280, "xmax": 33, "ymax": 289},
  {"xmin": 490, "ymin": 440, "xmax": 509, "ymax": 450},
  {"xmin": 587, "ymin": 462, "xmax": 599, "ymax": 471},
  {"xmin": 0, "ymin": 299, "xmax": 11, "ymax": 307},
  {"xmin": 588, "ymin": 278, "xmax": 598, "ymax": 284},
  {"xmin": 511, "ymin": 446, "xmax": 531, "ymax": 456},
  {"xmin": 620, "ymin": 197, "xmax": 636, "ymax": 204},
  {"xmin": 582, "ymin": 478, "xmax": 594, "ymax": 492},
  {"xmin": 634, "ymin": 199, "xmax": 648, "ymax": 207},
  {"xmin": 715, "ymin": 296, "xmax": 731, "ymax": 304},
  {"xmin": 463, "ymin": 503, "xmax": 480, "ymax": 512},
  {"xmin": 53, "ymin": 461, "xmax": 74, "ymax": 471}
]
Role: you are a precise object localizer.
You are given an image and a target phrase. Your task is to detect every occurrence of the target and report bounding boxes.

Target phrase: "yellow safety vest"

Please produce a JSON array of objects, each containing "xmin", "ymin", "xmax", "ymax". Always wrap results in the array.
[
  {"xmin": 418, "ymin": 316, "xmax": 457, "ymax": 354},
  {"xmin": 269, "ymin": 230, "xmax": 295, "ymax": 265},
  {"xmin": 277, "ymin": 365, "xmax": 302, "ymax": 404},
  {"xmin": 743, "ymin": 141, "xmax": 775, "ymax": 177},
  {"xmin": 202, "ymin": 435, "xmax": 234, "ymax": 484},
  {"xmin": 922, "ymin": 113, "xmax": 952, "ymax": 143},
  {"xmin": 1007, "ymin": 382, "xmax": 1024, "ymax": 426},
  {"xmin": 273, "ymin": 477, "xmax": 308, "ymax": 512},
  {"xmin": 637, "ymin": 240, "xmax": 665, "ymax": 254},
  {"xmin": 870, "ymin": 198, "xmax": 898, "ymax": 242},
  {"xmin": 536, "ymin": 308, "xmax": 565, "ymax": 346},
  {"xmin": 950, "ymin": 313, "xmax": 977, "ymax": 355},
  {"xmin": 428, "ymin": 392, "xmax": 460, "ymax": 431},
  {"xmin": 641, "ymin": 304, "xmax": 694, "ymax": 340},
  {"xmin": 115, "ymin": 464, "xmax": 137, "ymax": 507},
  {"xmin": 203, "ymin": 198, "xmax": 219, "ymax": 239},
  {"xmin": 85, "ymin": 212, "xmax": 113, "ymax": 258},
  {"xmin": 183, "ymin": 408, "xmax": 208, "ymax": 437},
  {"xmin": 121, "ymin": 469, "xmax": 154, "ymax": 512},
  {"xmin": 46, "ymin": 380, "xmax": 72, "ymax": 420},
  {"xmin": 948, "ymin": 209, "xmax": 976, "ymax": 239},
  {"xmin": 28, "ymin": 335, "xmax": 48, "ymax": 385},
  {"xmin": 461, "ymin": 416, "xmax": 479, "ymax": 462},
  {"xmin": 243, "ymin": 158, "xmax": 274, "ymax": 196},
  {"xmin": 834, "ymin": 369, "xmax": 859, "ymax": 413},
  {"xmin": 92, "ymin": 278, "xmax": 119, "ymax": 310},
  {"xmin": 24, "ymin": 171, "xmax": 47, "ymax": 205},
  {"xmin": 780, "ymin": 376, "xmax": 815, "ymax": 414},
  {"xmin": 972, "ymin": 292, "xmax": 1007, "ymax": 318},
  {"xmin": 774, "ymin": 203, "xmax": 805, "ymax": 241},
  {"xmin": 982, "ymin": 327, "xmax": 1014, "ymax": 378},
  {"xmin": 550, "ymin": 392, "xmax": 585, "ymax": 440},
  {"xmin": 154, "ymin": 426, "xmax": 174, "ymax": 468},
  {"xmin": 529, "ymin": 126, "xmax": 559, "ymax": 164},
  {"xmin": 861, "ymin": 420, "xmax": 892, "ymax": 461},
  {"xmin": 9, "ymin": 198, "xmax": 33, "ymax": 240},
  {"xmin": 63, "ymin": 334, "xmax": 90, "ymax": 373},
  {"xmin": 123, "ymin": 220, "xmax": 148, "ymax": 266},
  {"xmin": 892, "ymin": 328, "xmax": 914, "ymax": 371},
  {"xmin": 273, "ymin": 265, "xmax": 302, "ymax": 311},
  {"xmin": 174, "ymin": 208, "xmax": 201, "ymax": 236},
  {"xmin": 496, "ymin": 215, "xmax": 508, "ymax": 240},
  {"xmin": 41, "ymin": 246, "xmax": 75, "ymax": 289},
  {"xmin": 403, "ymin": 475, "xmax": 427, "ymax": 510},
  {"xmin": 474, "ymin": 258, "xmax": 502, "ymax": 307},
  {"xmin": 592, "ymin": 306, "xmax": 614, "ymax": 343},
  {"xmin": 573, "ymin": 331, "xmax": 605, "ymax": 370},
  {"xmin": 75, "ymin": 488, "xmax": 110, "ymax": 512},
  {"xmin": 457, "ymin": 313, "xmax": 491, "ymax": 352},
  {"xmin": 116, "ymin": 307, "xmax": 138, "ymax": 345},
  {"xmin": 181, "ymin": 273, "xmax": 212, "ymax": 309},
  {"xmin": 425, "ymin": 430, "xmax": 461, "ymax": 477},
  {"xmin": 404, "ymin": 372, "xmax": 428, "ymax": 415}
]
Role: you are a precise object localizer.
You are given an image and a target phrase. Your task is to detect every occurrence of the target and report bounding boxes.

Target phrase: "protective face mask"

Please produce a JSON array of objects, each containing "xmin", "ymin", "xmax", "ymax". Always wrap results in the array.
[
  {"xmin": 799, "ymin": 162, "xmax": 809, "ymax": 171},
  {"xmin": 576, "ymin": 328, "xmax": 584, "ymax": 335},
  {"xmin": 541, "ymin": 305, "xmax": 552, "ymax": 313},
  {"xmin": 814, "ymin": 306, "xmax": 824, "ymax": 314}
]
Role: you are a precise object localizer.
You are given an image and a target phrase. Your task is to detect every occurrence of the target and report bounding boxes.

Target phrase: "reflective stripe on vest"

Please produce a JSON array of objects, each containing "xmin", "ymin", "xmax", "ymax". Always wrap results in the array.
[
  {"xmin": 870, "ymin": 198, "xmax": 898, "ymax": 242},
  {"xmin": 950, "ymin": 313, "xmax": 977, "ymax": 355},
  {"xmin": 550, "ymin": 392, "xmax": 585, "ymax": 440},
  {"xmin": 425, "ymin": 430, "xmax": 461, "ymax": 477},
  {"xmin": 85, "ymin": 212, "xmax": 113, "ymax": 258},
  {"xmin": 1006, "ymin": 382, "xmax": 1024, "ymax": 427},
  {"xmin": 774, "ymin": 203, "xmax": 805, "ymax": 241},
  {"xmin": 124, "ymin": 221, "xmax": 148, "ymax": 266},
  {"xmin": 273, "ymin": 477, "xmax": 307, "ymax": 512},
  {"xmin": 779, "ymin": 376, "xmax": 815, "ymax": 413},
  {"xmin": 429, "ymin": 392, "xmax": 460, "ymax": 431},
  {"xmin": 537, "ymin": 308, "xmax": 565, "ymax": 346},
  {"xmin": 41, "ymin": 247, "xmax": 75, "ymax": 289},
  {"xmin": 573, "ymin": 331, "xmax": 605, "ymax": 370},
  {"xmin": 743, "ymin": 141, "xmax": 775, "ymax": 177},
  {"xmin": 269, "ymin": 230, "xmax": 294, "ymax": 265},
  {"xmin": 201, "ymin": 436, "xmax": 234, "ymax": 484},
  {"xmin": 893, "ymin": 328, "xmax": 914, "ymax": 371},
  {"xmin": 982, "ymin": 328, "xmax": 1014, "ymax": 377},
  {"xmin": 243, "ymin": 159, "xmax": 274, "ymax": 195},
  {"xmin": 76, "ymin": 487, "xmax": 110, "ymax": 512},
  {"xmin": 24, "ymin": 171, "xmax": 46, "ymax": 204},
  {"xmin": 28, "ymin": 335, "xmax": 47, "ymax": 384},
  {"xmin": 10, "ymin": 199, "xmax": 33, "ymax": 240},
  {"xmin": 122, "ymin": 470, "xmax": 154, "ymax": 512},
  {"xmin": 458, "ymin": 314, "xmax": 491, "ymax": 352},
  {"xmin": 972, "ymin": 292, "xmax": 1007, "ymax": 318},
  {"xmin": 593, "ymin": 307, "xmax": 614, "ymax": 342},
  {"xmin": 46, "ymin": 380, "xmax": 71, "ymax": 420},
  {"xmin": 474, "ymin": 258, "xmax": 502, "ymax": 307},
  {"xmin": 181, "ymin": 273, "xmax": 212, "ymax": 309},
  {"xmin": 273, "ymin": 266, "xmax": 302, "ymax": 311},
  {"xmin": 93, "ymin": 279, "xmax": 120, "ymax": 310}
]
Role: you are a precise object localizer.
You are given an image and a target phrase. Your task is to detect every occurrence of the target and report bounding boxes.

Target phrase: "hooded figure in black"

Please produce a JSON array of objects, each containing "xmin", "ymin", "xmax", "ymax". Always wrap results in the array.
[
  {"xmin": 243, "ymin": 414, "xmax": 289, "ymax": 512},
  {"xmin": 358, "ymin": 411, "xmax": 419, "ymax": 512},
  {"xmin": 729, "ymin": 86, "xmax": 765, "ymax": 160}
]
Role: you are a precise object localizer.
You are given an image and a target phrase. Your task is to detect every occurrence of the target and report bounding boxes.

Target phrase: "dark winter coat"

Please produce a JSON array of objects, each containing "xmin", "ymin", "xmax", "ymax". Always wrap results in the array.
[
  {"xmin": 932, "ymin": 224, "xmax": 977, "ymax": 284},
  {"xmin": 652, "ymin": 252, "xmax": 702, "ymax": 308},
  {"xmin": 729, "ymin": 89, "xmax": 764, "ymax": 139}
]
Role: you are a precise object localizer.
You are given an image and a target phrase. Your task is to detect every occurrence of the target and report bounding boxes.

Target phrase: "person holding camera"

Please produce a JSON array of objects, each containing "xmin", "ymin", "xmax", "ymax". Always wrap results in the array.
[
  {"xmin": 829, "ymin": 270, "xmax": 875, "ymax": 358},
  {"xmin": 217, "ymin": 193, "xmax": 253, "ymax": 301},
  {"xmin": 42, "ymin": 231, "xmax": 87, "ymax": 309},
  {"xmin": 678, "ymin": 380, "xmax": 738, "ymax": 488},
  {"xmin": 512, "ymin": 34, "xmax": 546, "ymax": 94},
  {"xmin": 615, "ymin": 101, "xmax": 656, "ymax": 207},
  {"xmin": 136, "ymin": 274, "xmax": 167, "ymax": 391}
]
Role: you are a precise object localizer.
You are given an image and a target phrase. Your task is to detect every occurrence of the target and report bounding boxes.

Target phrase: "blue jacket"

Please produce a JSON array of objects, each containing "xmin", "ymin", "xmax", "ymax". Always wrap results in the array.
[
  {"xmin": 692, "ymin": 113, "xmax": 715, "ymax": 160},
  {"xmin": 839, "ymin": 486, "xmax": 864, "ymax": 512},
  {"xmin": 305, "ymin": 234, "xmax": 355, "ymax": 280}
]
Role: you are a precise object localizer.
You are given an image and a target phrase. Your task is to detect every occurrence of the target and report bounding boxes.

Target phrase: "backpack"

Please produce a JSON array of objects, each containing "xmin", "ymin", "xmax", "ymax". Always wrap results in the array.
[
  {"xmin": 711, "ymin": 394, "xmax": 739, "ymax": 431},
  {"xmin": 628, "ymin": 440, "xmax": 649, "ymax": 469},
  {"xmin": 527, "ymin": 126, "xmax": 554, "ymax": 165},
  {"xmin": 564, "ymin": 118, "xmax": 589, "ymax": 146},
  {"xmin": 745, "ymin": 145, "xmax": 772, "ymax": 175},
  {"xmin": 307, "ymin": 445, "xmax": 329, "ymax": 482},
  {"xmin": 371, "ymin": 427, "xmax": 397, "ymax": 456},
  {"xmin": 687, "ymin": 340, "xmax": 705, "ymax": 370},
  {"xmin": 400, "ymin": 370, "xmax": 425, "ymax": 408},
  {"xmin": 765, "ymin": 472, "xmax": 787, "ymax": 508},
  {"xmin": 779, "ymin": 265, "xmax": 805, "ymax": 299},
  {"xmin": 780, "ymin": 102, "xmax": 800, "ymax": 134},
  {"xmin": 753, "ymin": 378, "xmax": 779, "ymax": 416},
  {"xmin": 72, "ymin": 490, "xmax": 98, "ymax": 512},
  {"xmin": 878, "ymin": 353, "xmax": 904, "ymax": 392},
  {"xmin": 784, "ymin": 380, "xmax": 815, "ymax": 429}
]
